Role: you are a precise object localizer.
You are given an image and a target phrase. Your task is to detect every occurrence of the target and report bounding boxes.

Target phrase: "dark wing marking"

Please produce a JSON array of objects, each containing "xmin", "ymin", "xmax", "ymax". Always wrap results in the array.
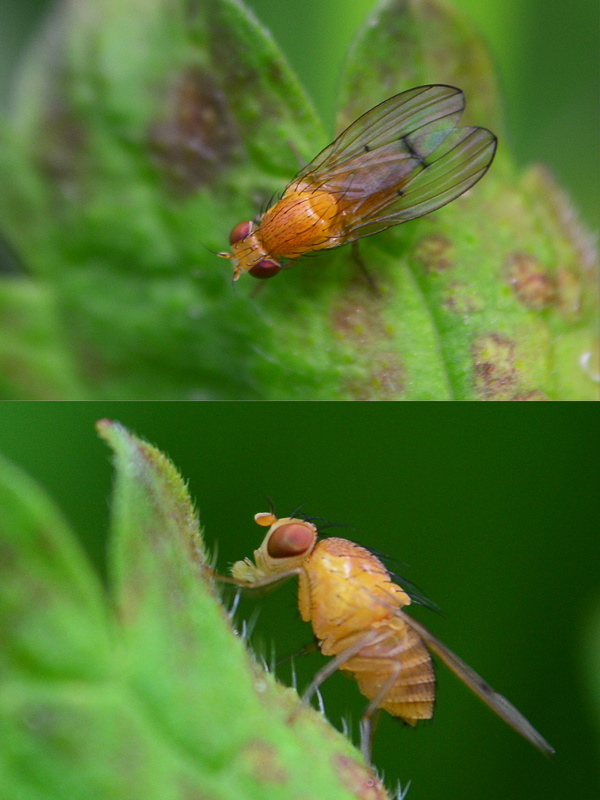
[{"xmin": 340, "ymin": 126, "xmax": 496, "ymax": 240}]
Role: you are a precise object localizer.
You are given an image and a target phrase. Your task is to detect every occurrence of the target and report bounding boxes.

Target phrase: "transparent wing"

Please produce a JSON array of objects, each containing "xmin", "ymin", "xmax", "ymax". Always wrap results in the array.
[
  {"xmin": 296, "ymin": 85, "xmax": 466, "ymax": 181},
  {"xmin": 291, "ymin": 85, "xmax": 496, "ymax": 243},
  {"xmin": 395, "ymin": 609, "xmax": 555, "ymax": 758},
  {"xmin": 339, "ymin": 126, "xmax": 496, "ymax": 240}
]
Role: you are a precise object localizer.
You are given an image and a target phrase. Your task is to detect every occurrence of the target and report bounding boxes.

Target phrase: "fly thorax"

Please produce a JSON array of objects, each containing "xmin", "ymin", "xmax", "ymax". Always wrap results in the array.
[{"xmin": 260, "ymin": 181, "xmax": 343, "ymax": 257}]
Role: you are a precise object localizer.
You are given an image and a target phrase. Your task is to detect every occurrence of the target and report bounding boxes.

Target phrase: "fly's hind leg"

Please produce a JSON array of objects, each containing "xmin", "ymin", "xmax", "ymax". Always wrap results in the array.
[
  {"xmin": 359, "ymin": 661, "xmax": 403, "ymax": 763},
  {"xmin": 287, "ymin": 141, "xmax": 307, "ymax": 169},
  {"xmin": 351, "ymin": 242, "xmax": 381, "ymax": 297},
  {"xmin": 359, "ymin": 708, "xmax": 382, "ymax": 765}
]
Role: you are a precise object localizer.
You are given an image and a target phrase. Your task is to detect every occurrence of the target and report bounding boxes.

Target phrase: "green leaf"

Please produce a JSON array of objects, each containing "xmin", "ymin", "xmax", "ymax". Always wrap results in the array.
[
  {"xmin": 337, "ymin": 0, "xmax": 502, "ymax": 133},
  {"xmin": 0, "ymin": 0, "xmax": 597, "ymax": 398},
  {"xmin": 0, "ymin": 453, "xmax": 109, "ymax": 683},
  {"xmin": 0, "ymin": 421, "xmax": 389, "ymax": 799},
  {"xmin": 0, "ymin": 279, "xmax": 85, "ymax": 399},
  {"xmin": 0, "ymin": 450, "xmax": 117, "ymax": 800}
]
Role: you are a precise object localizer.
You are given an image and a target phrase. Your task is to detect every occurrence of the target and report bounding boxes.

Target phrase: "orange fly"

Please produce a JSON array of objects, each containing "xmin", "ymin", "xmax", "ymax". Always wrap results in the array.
[
  {"xmin": 229, "ymin": 511, "xmax": 554, "ymax": 762},
  {"xmin": 218, "ymin": 85, "xmax": 497, "ymax": 281}
]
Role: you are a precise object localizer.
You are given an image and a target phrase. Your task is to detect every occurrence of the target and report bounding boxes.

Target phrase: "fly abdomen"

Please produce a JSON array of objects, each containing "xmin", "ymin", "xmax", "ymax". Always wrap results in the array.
[{"xmin": 332, "ymin": 617, "xmax": 435, "ymax": 725}]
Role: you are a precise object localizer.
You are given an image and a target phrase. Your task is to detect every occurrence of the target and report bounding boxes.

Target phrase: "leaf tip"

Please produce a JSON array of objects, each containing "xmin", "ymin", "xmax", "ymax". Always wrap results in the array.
[{"xmin": 95, "ymin": 418, "xmax": 125, "ymax": 444}]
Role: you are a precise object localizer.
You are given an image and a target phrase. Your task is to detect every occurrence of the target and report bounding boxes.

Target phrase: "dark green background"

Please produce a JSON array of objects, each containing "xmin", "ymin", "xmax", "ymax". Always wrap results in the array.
[
  {"xmin": 0, "ymin": 403, "xmax": 598, "ymax": 799},
  {"xmin": 1, "ymin": 0, "xmax": 597, "ymax": 228}
]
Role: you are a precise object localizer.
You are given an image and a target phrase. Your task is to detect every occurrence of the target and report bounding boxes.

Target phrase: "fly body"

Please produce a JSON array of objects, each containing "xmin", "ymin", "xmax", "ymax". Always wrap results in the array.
[
  {"xmin": 229, "ymin": 511, "xmax": 554, "ymax": 761},
  {"xmin": 296, "ymin": 536, "xmax": 436, "ymax": 726},
  {"xmin": 218, "ymin": 85, "xmax": 497, "ymax": 281}
]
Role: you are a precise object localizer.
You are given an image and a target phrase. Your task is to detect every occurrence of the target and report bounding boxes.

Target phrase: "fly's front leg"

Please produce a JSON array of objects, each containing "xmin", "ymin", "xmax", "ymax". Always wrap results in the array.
[
  {"xmin": 276, "ymin": 638, "xmax": 319, "ymax": 668},
  {"xmin": 208, "ymin": 567, "xmax": 301, "ymax": 591}
]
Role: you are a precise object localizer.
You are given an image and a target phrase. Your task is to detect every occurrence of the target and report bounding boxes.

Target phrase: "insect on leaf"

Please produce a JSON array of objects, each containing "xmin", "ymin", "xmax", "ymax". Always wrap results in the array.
[{"xmin": 219, "ymin": 85, "xmax": 496, "ymax": 280}]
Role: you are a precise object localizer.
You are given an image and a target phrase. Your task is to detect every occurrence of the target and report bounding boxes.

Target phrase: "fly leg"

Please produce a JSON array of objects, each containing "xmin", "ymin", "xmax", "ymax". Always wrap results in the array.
[
  {"xmin": 359, "ymin": 708, "xmax": 382, "ymax": 765},
  {"xmin": 351, "ymin": 242, "xmax": 381, "ymax": 296},
  {"xmin": 359, "ymin": 661, "xmax": 403, "ymax": 763},
  {"xmin": 207, "ymin": 566, "xmax": 301, "ymax": 591},
  {"xmin": 288, "ymin": 629, "xmax": 386, "ymax": 723},
  {"xmin": 287, "ymin": 141, "xmax": 307, "ymax": 169},
  {"xmin": 276, "ymin": 638, "xmax": 319, "ymax": 668}
]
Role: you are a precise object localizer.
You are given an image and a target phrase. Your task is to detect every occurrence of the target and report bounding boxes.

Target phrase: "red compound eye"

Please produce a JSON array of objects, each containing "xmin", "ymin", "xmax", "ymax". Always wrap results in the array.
[
  {"xmin": 229, "ymin": 221, "xmax": 252, "ymax": 245},
  {"xmin": 248, "ymin": 259, "xmax": 281, "ymax": 279},
  {"xmin": 267, "ymin": 523, "xmax": 315, "ymax": 558}
]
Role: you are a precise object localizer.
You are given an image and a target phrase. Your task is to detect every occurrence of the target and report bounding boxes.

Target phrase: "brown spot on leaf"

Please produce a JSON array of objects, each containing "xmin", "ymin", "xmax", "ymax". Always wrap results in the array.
[
  {"xmin": 332, "ymin": 289, "xmax": 404, "ymax": 399},
  {"xmin": 472, "ymin": 333, "xmax": 518, "ymax": 400},
  {"xmin": 414, "ymin": 233, "xmax": 455, "ymax": 273},
  {"xmin": 513, "ymin": 391, "xmax": 549, "ymax": 401},
  {"xmin": 204, "ymin": 9, "xmax": 288, "ymax": 140},
  {"xmin": 333, "ymin": 754, "xmax": 389, "ymax": 800},
  {"xmin": 149, "ymin": 68, "xmax": 240, "ymax": 191},
  {"xmin": 506, "ymin": 252, "xmax": 554, "ymax": 309},
  {"xmin": 471, "ymin": 335, "xmax": 549, "ymax": 400},
  {"xmin": 239, "ymin": 740, "xmax": 288, "ymax": 784},
  {"xmin": 34, "ymin": 83, "xmax": 88, "ymax": 203}
]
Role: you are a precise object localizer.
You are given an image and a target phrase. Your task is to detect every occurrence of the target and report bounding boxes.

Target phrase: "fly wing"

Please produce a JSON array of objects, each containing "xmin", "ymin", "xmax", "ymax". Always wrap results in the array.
[
  {"xmin": 394, "ymin": 609, "xmax": 555, "ymax": 758},
  {"xmin": 361, "ymin": 544, "xmax": 442, "ymax": 613},
  {"xmin": 295, "ymin": 85, "xmax": 466, "ymax": 182},
  {"xmin": 339, "ymin": 126, "xmax": 497, "ymax": 241},
  {"xmin": 291, "ymin": 85, "xmax": 496, "ymax": 244}
]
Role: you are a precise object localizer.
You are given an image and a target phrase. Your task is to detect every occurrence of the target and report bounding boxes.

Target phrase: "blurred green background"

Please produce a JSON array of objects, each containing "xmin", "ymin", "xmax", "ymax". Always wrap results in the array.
[
  {"xmin": 0, "ymin": 0, "xmax": 597, "ymax": 230},
  {"xmin": 0, "ymin": 403, "xmax": 598, "ymax": 799}
]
